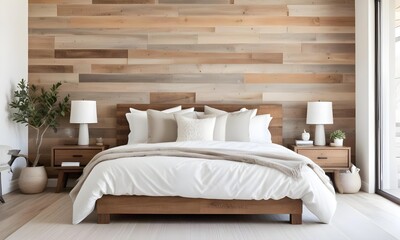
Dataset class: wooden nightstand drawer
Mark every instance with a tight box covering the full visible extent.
[52,145,107,167]
[53,149,101,166]
[297,149,349,168]
[292,146,351,171]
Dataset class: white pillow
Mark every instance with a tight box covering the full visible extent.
[199,114,228,141]
[147,108,195,143]
[203,106,257,142]
[175,115,216,142]
[126,106,182,144]
[225,110,255,142]
[249,114,273,143]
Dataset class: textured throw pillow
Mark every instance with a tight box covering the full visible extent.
[225,110,255,142]
[147,108,195,143]
[175,115,216,142]
[249,114,273,143]
[126,106,182,144]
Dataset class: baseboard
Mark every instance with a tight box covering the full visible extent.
[361,180,375,193]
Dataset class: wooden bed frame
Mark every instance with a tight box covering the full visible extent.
[96,104,303,224]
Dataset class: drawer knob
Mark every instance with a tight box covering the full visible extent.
[72,154,83,158]
[317,157,328,160]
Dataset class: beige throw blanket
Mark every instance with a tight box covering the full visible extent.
[70,146,323,201]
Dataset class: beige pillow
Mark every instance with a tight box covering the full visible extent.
[175,115,216,142]
[147,108,195,143]
[126,106,182,144]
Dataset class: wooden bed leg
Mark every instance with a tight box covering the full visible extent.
[290,214,302,224]
[98,214,110,224]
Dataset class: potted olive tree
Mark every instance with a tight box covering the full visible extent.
[329,129,346,147]
[9,79,70,193]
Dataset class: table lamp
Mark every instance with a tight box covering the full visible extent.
[306,101,333,146]
[70,100,97,145]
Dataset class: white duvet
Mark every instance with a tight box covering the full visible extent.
[71,141,336,224]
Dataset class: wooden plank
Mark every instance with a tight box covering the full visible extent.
[148,33,198,45]
[58,4,179,17]
[245,73,343,84]
[262,92,355,102]
[215,26,287,33]
[234,0,352,4]
[28,36,55,49]
[29,49,55,58]
[288,26,355,33]
[29,65,73,73]
[79,73,243,83]
[283,53,355,65]
[196,92,263,103]
[29,73,79,84]
[343,74,355,83]
[96,195,302,223]
[93,0,155,3]
[148,43,302,53]
[302,43,355,53]
[159,0,230,3]
[55,35,148,49]
[29,58,128,65]
[29,4,57,17]
[29,0,91,3]
[55,49,128,58]
[150,92,196,104]
[288,4,355,17]
[178,5,288,16]
[128,49,252,59]
[316,33,355,43]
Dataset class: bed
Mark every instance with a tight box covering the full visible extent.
[70,104,336,225]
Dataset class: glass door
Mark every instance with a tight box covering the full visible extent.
[376,0,400,203]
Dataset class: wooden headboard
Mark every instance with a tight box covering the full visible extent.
[116,104,283,146]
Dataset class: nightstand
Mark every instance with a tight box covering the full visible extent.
[291,145,351,172]
[52,145,107,192]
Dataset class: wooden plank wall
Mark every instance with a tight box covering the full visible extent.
[28,0,355,174]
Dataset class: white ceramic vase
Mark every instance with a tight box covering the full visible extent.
[19,166,47,194]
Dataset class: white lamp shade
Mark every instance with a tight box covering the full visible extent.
[306,101,333,125]
[70,100,98,124]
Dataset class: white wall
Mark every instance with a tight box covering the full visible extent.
[355,0,376,193]
[0,0,28,194]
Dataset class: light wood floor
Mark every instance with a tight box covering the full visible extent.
[0,189,399,240]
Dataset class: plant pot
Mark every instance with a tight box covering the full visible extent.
[19,166,47,194]
[334,138,344,146]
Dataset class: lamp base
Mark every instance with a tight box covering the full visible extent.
[314,124,326,146]
[78,123,89,145]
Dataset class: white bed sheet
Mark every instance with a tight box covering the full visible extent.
[71,141,336,224]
